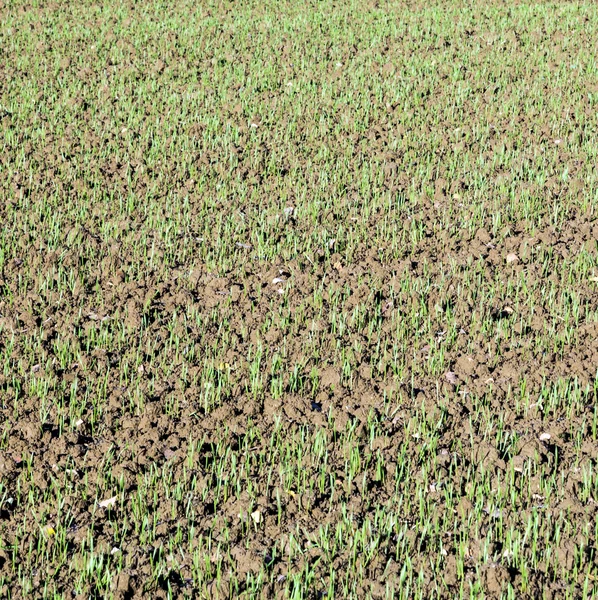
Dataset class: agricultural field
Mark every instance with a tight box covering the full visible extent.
[1,0,598,598]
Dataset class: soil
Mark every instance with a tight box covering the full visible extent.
[1,0,598,598]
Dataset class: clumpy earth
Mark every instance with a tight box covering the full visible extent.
[1,0,598,598]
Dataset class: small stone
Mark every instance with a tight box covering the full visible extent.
[445,371,459,385]
[251,510,262,524]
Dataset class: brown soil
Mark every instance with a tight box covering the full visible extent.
[1,1,598,598]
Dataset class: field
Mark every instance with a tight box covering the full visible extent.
[1,0,598,598]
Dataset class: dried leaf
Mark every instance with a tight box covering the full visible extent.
[506,253,519,263]
[99,496,117,508]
